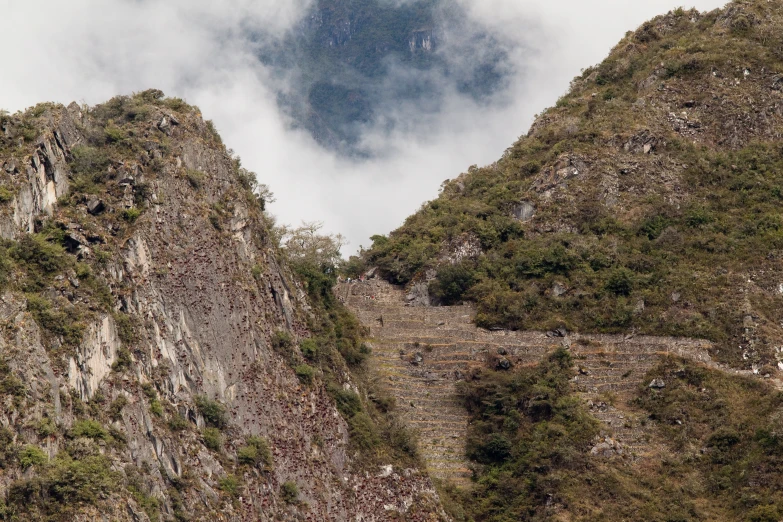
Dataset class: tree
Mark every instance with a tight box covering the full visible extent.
[277,221,346,269]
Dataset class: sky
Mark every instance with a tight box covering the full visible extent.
[0,0,728,254]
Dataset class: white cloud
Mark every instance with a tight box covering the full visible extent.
[0,0,727,253]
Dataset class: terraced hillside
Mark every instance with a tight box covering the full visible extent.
[337,279,763,486]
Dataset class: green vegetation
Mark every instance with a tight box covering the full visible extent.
[69,420,110,442]
[0,186,14,204]
[237,436,272,469]
[107,396,128,421]
[295,364,315,384]
[357,3,783,367]
[280,224,420,466]
[281,481,299,505]
[7,454,118,519]
[202,427,222,452]
[19,446,48,470]
[634,358,783,518]
[167,414,189,432]
[0,359,25,398]
[195,396,227,429]
[121,207,141,223]
[218,475,241,498]
[449,348,599,520]
[441,347,783,521]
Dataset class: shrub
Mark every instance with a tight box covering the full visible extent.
[348,412,380,451]
[338,339,371,366]
[430,263,477,305]
[281,481,299,504]
[209,213,221,230]
[195,396,227,429]
[218,475,240,498]
[168,414,189,432]
[202,427,222,451]
[122,208,141,223]
[11,235,68,274]
[300,339,319,360]
[0,372,25,397]
[9,454,117,509]
[237,436,272,469]
[0,186,14,204]
[104,125,127,143]
[19,446,47,469]
[112,348,132,373]
[185,169,205,190]
[108,396,128,421]
[37,418,57,438]
[295,364,315,384]
[331,388,362,418]
[70,420,110,441]
[271,331,293,352]
[149,399,163,417]
[605,267,634,296]
[25,295,85,347]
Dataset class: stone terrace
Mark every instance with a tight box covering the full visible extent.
[337,280,714,487]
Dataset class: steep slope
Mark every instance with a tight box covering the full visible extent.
[361,0,783,373]
[0,92,447,521]
[345,0,783,520]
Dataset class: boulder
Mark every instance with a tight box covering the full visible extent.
[649,378,666,389]
[87,198,105,215]
[512,201,536,221]
[496,357,512,370]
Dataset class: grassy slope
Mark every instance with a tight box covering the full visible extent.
[361,0,783,370]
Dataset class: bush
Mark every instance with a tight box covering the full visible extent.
[271,331,293,352]
[168,414,189,432]
[11,235,68,274]
[122,208,141,223]
[605,267,634,296]
[37,418,57,438]
[237,436,272,469]
[430,263,477,305]
[112,348,132,373]
[149,399,163,417]
[202,427,222,451]
[331,388,362,418]
[348,412,380,451]
[281,481,299,504]
[70,420,110,441]
[25,294,86,347]
[108,396,128,421]
[218,475,240,498]
[0,186,14,204]
[104,125,126,143]
[9,454,117,509]
[185,169,204,190]
[338,339,371,366]
[300,339,319,360]
[195,396,227,429]
[295,364,315,384]
[19,446,47,470]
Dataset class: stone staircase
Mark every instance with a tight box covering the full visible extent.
[337,280,714,487]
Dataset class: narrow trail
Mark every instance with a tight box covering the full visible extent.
[337,279,777,487]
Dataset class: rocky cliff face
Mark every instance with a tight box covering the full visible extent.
[0,93,447,521]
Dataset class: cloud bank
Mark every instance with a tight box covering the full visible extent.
[0,0,727,252]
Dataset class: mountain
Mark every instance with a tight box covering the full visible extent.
[260,0,510,155]
[0,92,447,521]
[350,0,783,519]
